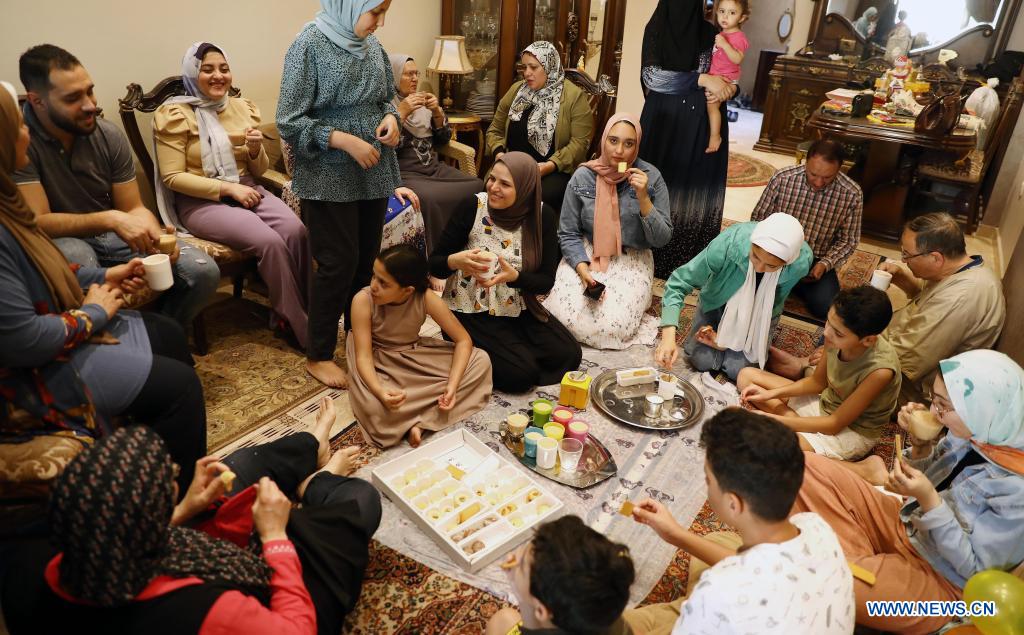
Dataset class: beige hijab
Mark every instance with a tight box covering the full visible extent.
[0,82,84,312]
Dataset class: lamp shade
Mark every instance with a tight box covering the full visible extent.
[427,36,475,75]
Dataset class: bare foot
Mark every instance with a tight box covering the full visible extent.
[705,135,722,154]
[429,276,446,293]
[324,445,360,477]
[296,446,361,499]
[408,425,423,448]
[312,396,336,468]
[306,360,348,389]
[834,454,888,486]
[767,346,809,380]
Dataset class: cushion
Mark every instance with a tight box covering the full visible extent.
[181,235,248,265]
[0,434,91,500]
[918,149,984,184]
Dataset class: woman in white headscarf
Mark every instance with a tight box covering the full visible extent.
[154,42,311,350]
[655,213,812,381]
[791,349,1024,634]
[387,54,481,269]
[485,41,594,210]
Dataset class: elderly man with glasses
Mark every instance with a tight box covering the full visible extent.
[770,213,1005,405]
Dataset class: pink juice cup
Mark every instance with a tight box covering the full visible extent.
[566,420,589,444]
[551,408,574,426]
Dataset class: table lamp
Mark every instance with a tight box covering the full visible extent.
[427,35,474,111]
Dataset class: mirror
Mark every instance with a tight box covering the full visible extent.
[585,0,608,78]
[826,0,1006,54]
[778,9,794,41]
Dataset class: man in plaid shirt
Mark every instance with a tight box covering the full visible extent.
[751,139,863,319]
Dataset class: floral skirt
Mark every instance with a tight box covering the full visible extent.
[542,241,659,350]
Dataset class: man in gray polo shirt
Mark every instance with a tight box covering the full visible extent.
[13,44,218,329]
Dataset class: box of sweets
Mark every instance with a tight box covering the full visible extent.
[371,429,564,572]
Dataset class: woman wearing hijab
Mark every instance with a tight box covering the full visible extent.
[277,0,401,389]
[543,113,672,350]
[854,6,880,39]
[485,41,594,211]
[388,54,482,260]
[655,213,812,381]
[155,42,311,350]
[791,349,1024,634]
[1,409,382,635]
[429,152,581,393]
[639,0,738,278]
[0,81,205,489]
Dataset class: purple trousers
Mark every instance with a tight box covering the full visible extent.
[175,179,311,349]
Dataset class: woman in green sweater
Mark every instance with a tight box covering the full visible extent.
[655,213,811,381]
[486,41,594,211]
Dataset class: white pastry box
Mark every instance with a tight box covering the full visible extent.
[371,429,564,572]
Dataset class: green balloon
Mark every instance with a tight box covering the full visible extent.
[964,570,1024,635]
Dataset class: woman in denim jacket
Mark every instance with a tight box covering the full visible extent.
[793,349,1024,634]
[543,114,671,350]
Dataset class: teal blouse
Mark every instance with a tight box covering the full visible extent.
[277,25,401,203]
[660,222,812,327]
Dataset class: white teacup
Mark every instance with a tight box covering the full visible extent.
[870,269,893,291]
[478,251,498,279]
[143,253,174,291]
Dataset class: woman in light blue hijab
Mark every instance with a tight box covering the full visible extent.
[277,0,402,389]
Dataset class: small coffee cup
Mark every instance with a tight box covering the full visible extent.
[478,251,498,279]
[870,269,893,291]
[143,253,174,291]
[158,233,177,255]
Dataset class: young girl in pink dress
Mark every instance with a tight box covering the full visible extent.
[706,0,750,153]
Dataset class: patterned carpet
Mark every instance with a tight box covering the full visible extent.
[726,152,777,187]
[195,258,895,633]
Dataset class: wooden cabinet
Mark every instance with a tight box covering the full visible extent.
[753,56,860,156]
[440,0,625,118]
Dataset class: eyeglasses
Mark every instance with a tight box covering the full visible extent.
[900,249,932,262]
[402,71,420,79]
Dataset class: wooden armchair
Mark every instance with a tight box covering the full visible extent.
[914,77,1024,232]
[119,77,262,354]
[564,68,617,160]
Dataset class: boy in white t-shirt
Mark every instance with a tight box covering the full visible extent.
[623,408,855,635]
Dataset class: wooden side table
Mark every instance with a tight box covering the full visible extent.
[448,112,484,174]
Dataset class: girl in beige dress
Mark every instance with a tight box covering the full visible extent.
[347,245,493,447]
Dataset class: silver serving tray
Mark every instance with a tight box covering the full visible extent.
[590,369,704,431]
[498,422,617,489]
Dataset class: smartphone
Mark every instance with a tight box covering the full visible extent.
[584,281,606,300]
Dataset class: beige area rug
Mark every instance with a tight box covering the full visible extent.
[197,292,338,451]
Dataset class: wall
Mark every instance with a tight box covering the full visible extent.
[737,0,797,97]
[981,6,1024,265]
[618,0,819,116]
[0,0,440,125]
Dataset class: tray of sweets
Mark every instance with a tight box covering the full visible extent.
[371,429,564,572]
[590,368,704,431]
[498,420,616,488]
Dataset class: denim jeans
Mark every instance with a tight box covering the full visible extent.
[54,232,220,326]
[684,304,778,381]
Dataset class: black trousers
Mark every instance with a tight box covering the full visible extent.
[792,266,841,320]
[123,312,206,489]
[224,433,382,635]
[302,198,387,361]
[541,171,571,213]
[453,311,582,393]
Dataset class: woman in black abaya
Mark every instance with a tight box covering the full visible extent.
[639,0,737,278]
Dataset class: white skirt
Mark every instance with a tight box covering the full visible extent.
[542,241,659,350]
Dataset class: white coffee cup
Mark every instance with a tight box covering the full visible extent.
[870,269,893,291]
[143,253,174,291]
[536,437,558,469]
[478,251,498,279]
